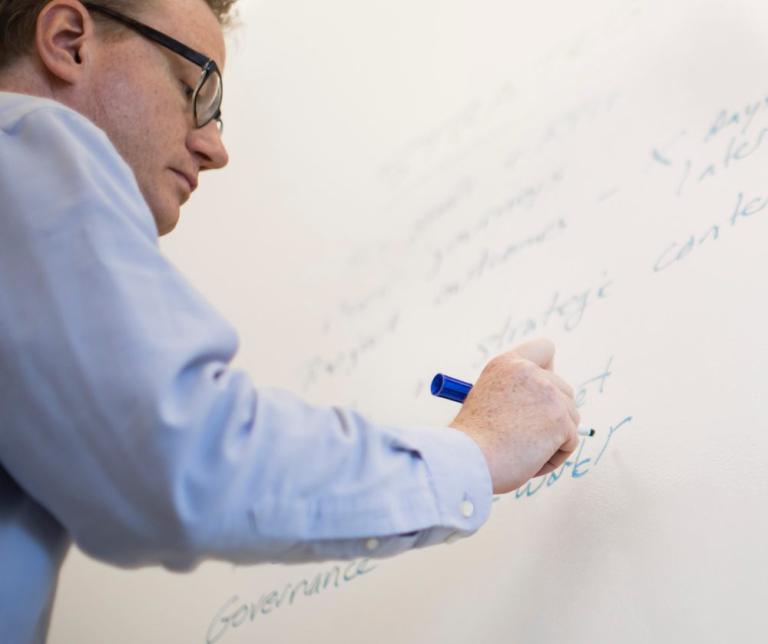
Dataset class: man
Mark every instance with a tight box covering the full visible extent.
[0,0,581,641]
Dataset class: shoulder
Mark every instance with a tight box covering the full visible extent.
[0,91,156,239]
[0,91,120,164]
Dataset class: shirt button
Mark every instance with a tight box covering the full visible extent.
[460,499,475,518]
[365,538,380,551]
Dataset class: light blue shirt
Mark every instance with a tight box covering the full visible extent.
[0,92,493,643]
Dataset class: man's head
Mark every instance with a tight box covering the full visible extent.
[0,0,236,235]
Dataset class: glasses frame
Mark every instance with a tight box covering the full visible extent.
[82,2,223,132]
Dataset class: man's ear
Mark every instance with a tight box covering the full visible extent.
[35,0,95,83]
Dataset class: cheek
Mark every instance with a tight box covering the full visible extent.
[97,65,187,144]
[102,87,186,176]
[90,64,191,216]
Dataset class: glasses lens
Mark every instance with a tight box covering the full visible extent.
[195,66,223,128]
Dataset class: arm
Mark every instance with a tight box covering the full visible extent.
[0,101,492,570]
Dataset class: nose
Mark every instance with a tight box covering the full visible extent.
[187,120,229,171]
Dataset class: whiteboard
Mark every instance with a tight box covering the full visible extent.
[49,0,768,642]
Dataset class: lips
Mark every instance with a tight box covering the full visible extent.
[171,168,198,193]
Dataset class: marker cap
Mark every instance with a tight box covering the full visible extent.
[430,373,473,403]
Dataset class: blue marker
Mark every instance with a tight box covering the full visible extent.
[430,374,473,403]
[431,373,596,437]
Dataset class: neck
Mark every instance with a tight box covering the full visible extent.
[0,58,57,100]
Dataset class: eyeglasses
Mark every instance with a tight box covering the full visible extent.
[82,2,224,133]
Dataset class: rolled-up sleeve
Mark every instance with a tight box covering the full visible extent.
[0,103,492,571]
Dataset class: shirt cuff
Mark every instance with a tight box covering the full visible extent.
[384,424,493,535]
[246,423,493,544]
[298,423,494,560]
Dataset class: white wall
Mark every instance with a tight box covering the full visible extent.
[50,0,768,641]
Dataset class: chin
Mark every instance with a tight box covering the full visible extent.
[149,200,181,236]
[157,214,180,236]
[141,186,181,236]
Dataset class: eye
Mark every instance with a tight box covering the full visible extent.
[179,80,194,100]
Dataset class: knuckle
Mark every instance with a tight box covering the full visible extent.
[547,401,570,428]
[554,407,570,429]
[491,354,536,380]
[543,401,559,424]
[514,359,539,381]
[486,353,511,374]
[539,378,560,403]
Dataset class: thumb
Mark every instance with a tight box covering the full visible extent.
[510,337,555,371]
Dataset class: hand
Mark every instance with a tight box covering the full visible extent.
[449,338,580,494]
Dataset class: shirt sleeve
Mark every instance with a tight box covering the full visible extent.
[0,103,493,571]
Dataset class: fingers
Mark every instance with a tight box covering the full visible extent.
[533,434,580,479]
[539,369,580,426]
[474,340,585,493]
[504,339,581,428]
[510,337,555,371]
[560,426,580,455]
[542,369,574,398]
[565,397,580,427]
[533,395,581,480]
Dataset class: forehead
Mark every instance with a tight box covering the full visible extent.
[138,0,226,68]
